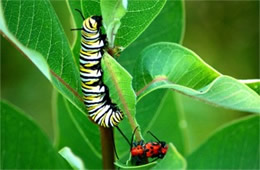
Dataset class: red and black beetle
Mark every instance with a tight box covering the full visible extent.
[130,127,168,165]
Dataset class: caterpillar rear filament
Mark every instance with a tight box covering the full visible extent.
[72,9,124,128]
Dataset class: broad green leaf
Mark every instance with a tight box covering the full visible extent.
[101,0,128,47]
[152,143,186,170]
[101,0,127,29]
[0,0,85,114]
[119,0,185,73]
[59,147,85,170]
[115,161,157,169]
[114,0,166,48]
[187,115,260,169]
[54,92,102,169]
[69,0,166,64]
[82,0,102,16]
[133,42,260,113]
[102,53,136,125]
[0,100,71,169]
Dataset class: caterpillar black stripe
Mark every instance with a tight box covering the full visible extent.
[73,10,124,128]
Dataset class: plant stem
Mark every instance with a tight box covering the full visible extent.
[100,127,115,169]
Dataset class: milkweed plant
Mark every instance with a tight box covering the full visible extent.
[1,0,259,169]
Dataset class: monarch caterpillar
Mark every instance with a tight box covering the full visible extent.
[72,9,124,128]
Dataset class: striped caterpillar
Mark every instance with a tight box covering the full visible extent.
[72,10,124,128]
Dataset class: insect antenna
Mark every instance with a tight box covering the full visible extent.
[75,8,85,20]
[111,130,120,160]
[70,28,83,31]
[115,126,131,146]
[70,9,85,31]
[130,126,139,150]
[147,131,161,143]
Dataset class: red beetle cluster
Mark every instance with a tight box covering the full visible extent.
[131,141,168,158]
[130,127,168,165]
[115,126,168,165]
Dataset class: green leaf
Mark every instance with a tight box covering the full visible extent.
[239,79,260,95]
[102,53,136,124]
[69,0,167,61]
[54,92,102,169]
[59,147,85,170]
[0,0,85,114]
[101,0,128,47]
[133,42,260,113]
[101,0,127,28]
[114,143,186,169]
[114,0,167,48]
[101,53,139,156]
[119,0,185,73]
[152,143,187,170]
[81,0,102,17]
[0,100,71,169]
[187,115,260,169]
[175,92,249,154]
[115,161,157,169]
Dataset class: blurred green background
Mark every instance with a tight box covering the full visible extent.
[1,0,259,154]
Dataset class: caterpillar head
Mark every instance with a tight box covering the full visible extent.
[85,16,102,31]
